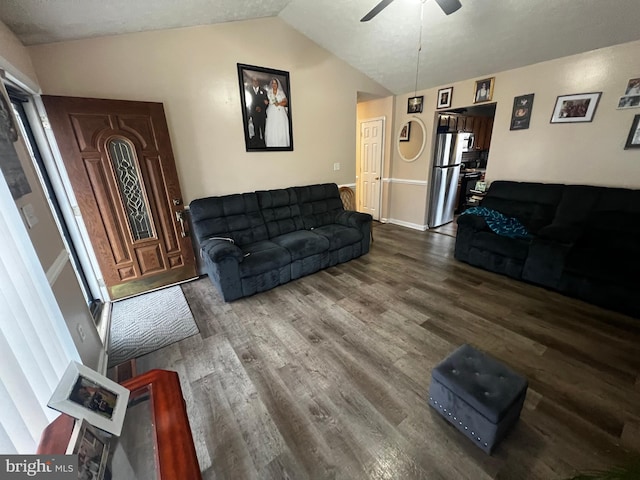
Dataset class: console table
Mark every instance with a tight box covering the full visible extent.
[37,369,202,480]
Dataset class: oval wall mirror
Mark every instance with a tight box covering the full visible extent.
[397,117,426,162]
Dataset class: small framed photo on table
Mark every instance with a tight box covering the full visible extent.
[48,361,130,436]
[437,87,453,109]
[550,92,602,123]
[67,419,110,480]
[625,114,640,149]
[407,96,423,114]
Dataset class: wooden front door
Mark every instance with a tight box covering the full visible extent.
[43,96,196,300]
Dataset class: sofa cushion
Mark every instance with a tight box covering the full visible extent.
[270,230,330,261]
[190,193,268,246]
[313,224,363,250]
[552,185,602,225]
[471,231,529,260]
[481,181,563,233]
[565,229,640,283]
[256,188,305,238]
[238,240,291,278]
[587,211,640,235]
[295,183,345,229]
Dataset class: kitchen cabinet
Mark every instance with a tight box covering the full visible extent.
[449,115,493,151]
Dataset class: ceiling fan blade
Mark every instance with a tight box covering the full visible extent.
[360,0,395,22]
[434,0,462,15]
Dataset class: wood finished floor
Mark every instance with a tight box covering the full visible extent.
[136,223,640,480]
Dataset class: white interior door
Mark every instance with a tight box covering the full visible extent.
[359,118,384,220]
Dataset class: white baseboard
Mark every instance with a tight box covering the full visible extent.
[386,218,428,231]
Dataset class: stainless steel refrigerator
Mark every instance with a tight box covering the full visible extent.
[427,132,473,228]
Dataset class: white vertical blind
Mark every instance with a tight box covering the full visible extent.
[0,163,80,453]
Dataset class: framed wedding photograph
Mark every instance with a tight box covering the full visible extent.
[625,114,640,149]
[473,77,495,103]
[399,122,411,142]
[437,87,453,109]
[237,63,293,152]
[510,93,535,130]
[66,419,110,480]
[407,96,423,114]
[48,361,130,436]
[550,92,602,123]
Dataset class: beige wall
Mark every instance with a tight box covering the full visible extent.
[28,17,391,202]
[0,20,39,90]
[389,39,640,228]
[0,21,101,369]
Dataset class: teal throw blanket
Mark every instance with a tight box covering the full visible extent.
[461,206,531,239]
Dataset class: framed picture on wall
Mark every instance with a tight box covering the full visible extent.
[510,94,534,130]
[437,87,453,109]
[399,122,411,141]
[237,63,293,152]
[625,114,640,149]
[550,92,602,123]
[616,77,640,109]
[473,78,495,103]
[407,96,423,114]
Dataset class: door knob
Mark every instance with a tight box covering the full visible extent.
[375,176,380,180]
[172,198,182,206]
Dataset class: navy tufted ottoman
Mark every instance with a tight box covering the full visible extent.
[429,344,528,454]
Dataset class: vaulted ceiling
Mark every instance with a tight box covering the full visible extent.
[2,0,640,95]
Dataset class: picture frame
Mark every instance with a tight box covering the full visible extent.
[510,93,535,130]
[625,114,640,149]
[399,122,411,142]
[624,77,640,96]
[617,95,640,109]
[48,361,130,436]
[437,87,453,109]
[66,419,110,480]
[550,92,602,123]
[473,77,495,104]
[237,63,293,152]
[407,96,424,114]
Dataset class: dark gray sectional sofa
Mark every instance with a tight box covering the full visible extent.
[189,183,372,301]
[455,180,640,318]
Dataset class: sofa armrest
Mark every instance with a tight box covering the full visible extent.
[456,214,488,231]
[201,238,244,263]
[335,210,372,229]
[536,224,582,244]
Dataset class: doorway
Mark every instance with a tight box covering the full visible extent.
[358,117,384,220]
[42,96,197,300]
[437,103,496,215]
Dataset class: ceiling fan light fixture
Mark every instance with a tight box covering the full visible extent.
[360,0,395,22]
[434,0,462,15]
[361,0,462,22]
